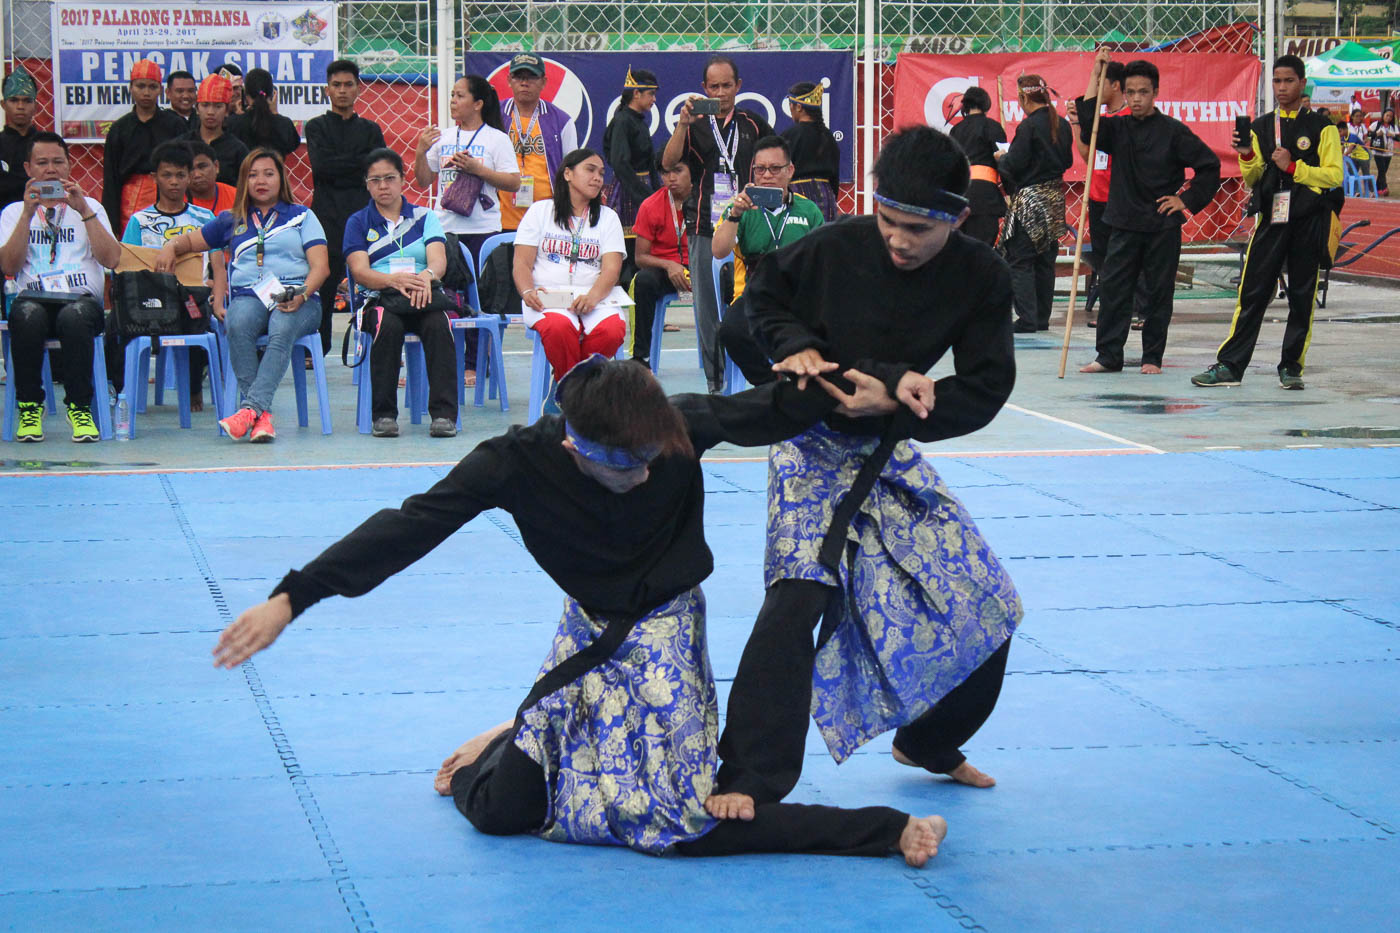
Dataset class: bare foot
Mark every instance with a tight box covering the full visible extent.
[190,391,204,413]
[433,719,514,796]
[1079,361,1117,374]
[946,761,996,788]
[891,744,918,768]
[463,369,477,388]
[898,815,948,868]
[704,792,755,821]
[1139,363,1162,375]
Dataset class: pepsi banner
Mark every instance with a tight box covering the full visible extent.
[464,51,855,183]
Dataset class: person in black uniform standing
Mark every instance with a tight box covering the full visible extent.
[603,67,660,237]
[101,59,191,233]
[305,59,386,356]
[1191,55,1342,391]
[997,75,1072,333]
[948,86,1006,246]
[781,82,841,222]
[1076,53,1221,374]
[227,68,301,160]
[0,67,40,211]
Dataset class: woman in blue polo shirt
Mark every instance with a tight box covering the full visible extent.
[344,148,454,438]
[157,148,329,442]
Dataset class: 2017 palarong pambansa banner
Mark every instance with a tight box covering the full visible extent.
[464,51,856,183]
[894,52,1261,181]
[52,1,337,142]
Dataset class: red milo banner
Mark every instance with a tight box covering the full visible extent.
[893,52,1262,182]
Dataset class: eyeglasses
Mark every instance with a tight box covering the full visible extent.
[366,175,401,187]
[752,163,791,177]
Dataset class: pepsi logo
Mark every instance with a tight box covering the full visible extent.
[487,58,594,144]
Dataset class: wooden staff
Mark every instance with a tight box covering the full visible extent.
[1057,56,1109,379]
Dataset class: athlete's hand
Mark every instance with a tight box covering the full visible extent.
[895,371,936,419]
[1271,146,1291,171]
[773,348,839,390]
[213,594,293,668]
[1156,195,1187,215]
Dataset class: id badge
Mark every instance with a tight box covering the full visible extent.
[516,175,535,208]
[388,257,415,276]
[1271,191,1291,224]
[711,174,737,227]
[252,273,286,309]
[39,269,71,292]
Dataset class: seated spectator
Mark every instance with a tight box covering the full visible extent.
[1,66,40,211]
[166,70,198,128]
[186,140,237,215]
[156,149,328,442]
[0,132,120,442]
[344,148,456,439]
[227,69,301,159]
[187,74,249,187]
[712,135,824,383]
[101,59,191,233]
[113,141,226,410]
[630,160,695,369]
[512,148,626,396]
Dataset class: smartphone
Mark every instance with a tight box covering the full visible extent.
[1234,115,1251,147]
[690,97,722,116]
[35,180,64,199]
[747,185,784,210]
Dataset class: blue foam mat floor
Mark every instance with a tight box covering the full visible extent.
[1,448,1397,931]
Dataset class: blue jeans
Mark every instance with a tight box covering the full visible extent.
[225,294,322,413]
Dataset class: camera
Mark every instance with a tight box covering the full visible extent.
[35,180,65,199]
[690,97,722,116]
[273,286,302,304]
[747,185,785,210]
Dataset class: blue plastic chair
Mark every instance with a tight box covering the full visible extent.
[453,239,507,411]
[710,255,747,395]
[1344,157,1379,198]
[122,332,227,435]
[1,323,114,441]
[347,275,436,435]
[212,316,332,434]
[642,292,680,375]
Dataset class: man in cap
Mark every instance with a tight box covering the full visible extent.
[101,59,190,232]
[305,59,386,355]
[498,53,578,234]
[0,65,40,210]
[184,74,248,188]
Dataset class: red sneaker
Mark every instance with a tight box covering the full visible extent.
[219,406,258,439]
[250,410,276,443]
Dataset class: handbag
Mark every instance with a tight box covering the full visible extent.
[110,270,211,339]
[438,125,490,217]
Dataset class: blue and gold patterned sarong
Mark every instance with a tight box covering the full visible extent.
[514,587,719,854]
[766,423,1023,763]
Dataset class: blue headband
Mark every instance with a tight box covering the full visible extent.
[873,190,968,224]
[556,354,660,471]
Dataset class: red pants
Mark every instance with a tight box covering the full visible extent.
[532,312,626,382]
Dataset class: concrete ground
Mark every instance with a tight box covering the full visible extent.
[1,274,1396,475]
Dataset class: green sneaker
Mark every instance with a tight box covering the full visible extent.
[66,402,99,442]
[1278,370,1305,390]
[15,401,44,442]
[1190,362,1241,387]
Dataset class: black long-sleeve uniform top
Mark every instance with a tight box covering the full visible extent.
[271,381,837,621]
[185,127,250,188]
[678,108,773,237]
[744,216,1015,444]
[0,124,36,210]
[949,113,1008,217]
[996,106,1072,196]
[305,111,387,254]
[1074,98,1222,233]
[781,122,840,189]
[101,108,193,229]
[227,111,302,160]
[603,106,658,203]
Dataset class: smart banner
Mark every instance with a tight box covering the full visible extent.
[52,1,337,142]
[893,52,1261,180]
[463,51,855,182]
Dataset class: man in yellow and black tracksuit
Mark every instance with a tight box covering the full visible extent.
[1192,55,1342,390]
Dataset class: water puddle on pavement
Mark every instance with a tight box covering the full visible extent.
[1089,394,1326,415]
[0,459,160,472]
[1279,426,1400,439]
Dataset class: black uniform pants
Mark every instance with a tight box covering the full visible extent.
[1084,199,1151,321]
[451,724,909,858]
[715,579,1012,805]
[1004,226,1057,329]
[7,297,104,408]
[1093,225,1181,370]
[318,249,346,356]
[963,212,1001,247]
[363,304,458,422]
[719,294,778,387]
[1216,212,1326,380]
[630,265,671,367]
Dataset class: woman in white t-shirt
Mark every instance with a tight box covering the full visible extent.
[513,148,627,387]
[412,74,520,264]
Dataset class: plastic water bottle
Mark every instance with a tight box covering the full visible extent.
[115,393,131,441]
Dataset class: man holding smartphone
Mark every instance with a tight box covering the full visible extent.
[1191,55,1341,391]
[661,55,772,393]
[711,136,824,383]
